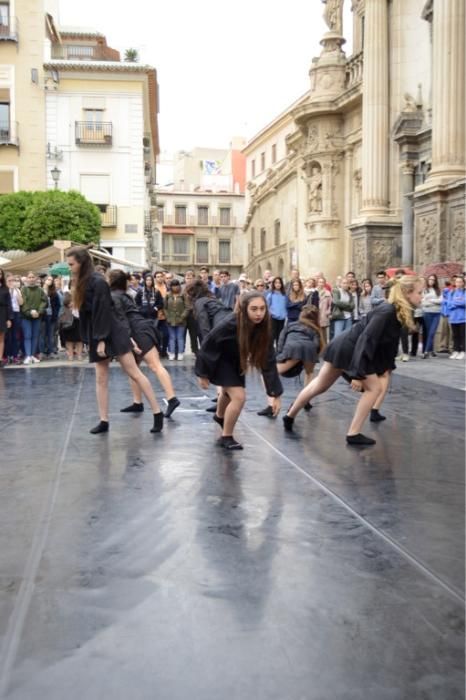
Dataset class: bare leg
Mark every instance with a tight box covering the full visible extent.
[276,359,300,375]
[118,352,160,414]
[95,359,110,421]
[287,362,341,418]
[75,342,83,359]
[129,377,142,403]
[373,371,390,410]
[65,341,74,360]
[221,386,246,437]
[0,332,4,361]
[216,388,231,419]
[347,374,381,436]
[144,347,176,399]
[303,362,315,386]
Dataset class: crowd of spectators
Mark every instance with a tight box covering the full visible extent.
[0,264,464,367]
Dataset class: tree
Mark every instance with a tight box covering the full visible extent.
[0,190,101,252]
[124,48,139,62]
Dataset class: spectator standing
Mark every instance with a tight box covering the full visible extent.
[439,278,454,353]
[58,291,83,361]
[40,275,61,358]
[371,270,388,307]
[317,277,332,342]
[0,268,13,365]
[21,271,47,364]
[154,271,169,357]
[359,279,373,319]
[165,279,188,360]
[331,278,354,337]
[5,275,22,363]
[349,279,361,322]
[421,274,442,358]
[285,269,301,295]
[266,276,287,347]
[182,269,200,356]
[136,273,163,320]
[304,278,319,308]
[286,279,308,323]
[447,275,466,359]
[218,270,240,310]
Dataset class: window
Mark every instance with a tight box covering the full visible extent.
[251,227,255,253]
[0,102,9,139]
[157,204,164,223]
[218,239,231,264]
[0,4,9,27]
[251,159,256,178]
[173,236,190,261]
[196,240,209,263]
[260,228,266,253]
[175,205,187,225]
[198,206,209,225]
[261,152,265,171]
[274,219,280,247]
[219,207,231,226]
[162,235,169,258]
[272,144,277,164]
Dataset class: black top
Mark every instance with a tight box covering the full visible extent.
[0,286,13,333]
[323,302,401,379]
[276,321,320,364]
[135,287,163,319]
[195,313,283,396]
[193,297,231,340]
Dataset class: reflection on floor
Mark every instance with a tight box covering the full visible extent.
[0,363,464,700]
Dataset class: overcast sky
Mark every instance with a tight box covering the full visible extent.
[58,0,353,152]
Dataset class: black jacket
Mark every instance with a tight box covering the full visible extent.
[79,273,113,343]
[195,313,283,396]
[193,297,231,340]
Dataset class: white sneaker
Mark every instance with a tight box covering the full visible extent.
[401,354,409,362]
[23,356,32,365]
[177,354,184,361]
[450,352,459,359]
[31,356,41,363]
[167,353,175,360]
[456,351,465,360]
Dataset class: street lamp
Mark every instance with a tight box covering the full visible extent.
[51,166,61,190]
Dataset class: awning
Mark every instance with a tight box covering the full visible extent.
[162,226,195,235]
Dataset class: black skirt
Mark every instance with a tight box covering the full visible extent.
[276,323,319,364]
[60,317,81,344]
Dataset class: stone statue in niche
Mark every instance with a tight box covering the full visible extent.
[450,210,465,262]
[403,93,417,112]
[418,215,437,265]
[307,164,323,214]
[321,0,343,34]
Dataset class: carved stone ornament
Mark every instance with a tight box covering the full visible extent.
[307,163,323,214]
[372,240,392,270]
[352,238,366,279]
[418,214,437,266]
[450,209,465,262]
[353,168,362,190]
[402,93,417,113]
[307,125,319,152]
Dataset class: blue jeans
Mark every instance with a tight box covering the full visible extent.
[423,313,441,353]
[21,318,41,357]
[40,316,57,355]
[168,325,185,355]
[333,318,353,337]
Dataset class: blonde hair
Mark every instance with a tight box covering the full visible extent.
[388,275,421,330]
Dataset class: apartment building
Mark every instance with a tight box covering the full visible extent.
[0,0,48,193]
[45,21,159,266]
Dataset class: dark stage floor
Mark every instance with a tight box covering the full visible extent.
[0,361,464,700]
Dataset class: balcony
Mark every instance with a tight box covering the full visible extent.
[0,17,19,42]
[100,205,117,227]
[75,121,113,146]
[0,122,19,147]
[51,45,119,61]
[345,51,363,90]
[144,212,153,233]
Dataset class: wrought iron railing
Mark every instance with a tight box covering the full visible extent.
[0,122,19,146]
[0,17,19,41]
[75,121,113,145]
[51,45,119,61]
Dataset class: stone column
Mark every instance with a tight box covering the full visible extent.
[400,163,415,265]
[344,146,354,269]
[429,0,466,180]
[360,0,389,215]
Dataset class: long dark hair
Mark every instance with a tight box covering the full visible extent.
[426,273,440,295]
[298,305,326,353]
[289,278,305,302]
[236,292,271,374]
[271,276,285,295]
[0,268,5,288]
[66,246,94,309]
[361,278,373,296]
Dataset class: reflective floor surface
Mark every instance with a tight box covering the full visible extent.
[0,362,464,699]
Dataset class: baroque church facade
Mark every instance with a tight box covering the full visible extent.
[243,0,465,282]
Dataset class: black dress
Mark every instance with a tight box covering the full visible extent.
[193,297,231,341]
[79,273,132,362]
[111,290,161,356]
[0,286,13,333]
[323,302,401,379]
[195,313,283,396]
[276,322,320,364]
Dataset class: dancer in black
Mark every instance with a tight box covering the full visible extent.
[257,305,325,416]
[185,279,231,341]
[283,276,423,445]
[195,292,282,450]
[66,247,164,434]
[108,270,180,418]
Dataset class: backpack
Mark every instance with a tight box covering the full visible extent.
[59,307,74,330]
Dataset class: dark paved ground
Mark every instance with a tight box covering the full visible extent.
[0,358,464,700]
